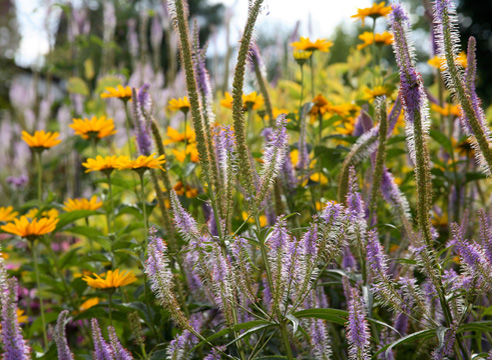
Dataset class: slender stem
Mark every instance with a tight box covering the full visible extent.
[90,136,97,158]
[106,173,115,234]
[279,320,294,360]
[124,101,134,158]
[139,172,148,245]
[37,151,43,202]
[108,292,113,328]
[309,55,315,99]
[183,112,188,190]
[31,240,48,348]
[299,64,304,114]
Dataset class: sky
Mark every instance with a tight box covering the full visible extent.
[14,0,373,67]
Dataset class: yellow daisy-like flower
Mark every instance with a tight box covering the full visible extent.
[100,85,132,101]
[173,181,198,198]
[1,216,59,239]
[241,212,267,227]
[21,130,61,150]
[70,116,117,140]
[79,297,100,312]
[291,37,333,52]
[310,172,328,185]
[82,269,137,289]
[364,85,393,101]
[82,155,130,174]
[431,103,461,117]
[357,31,393,50]
[25,208,59,220]
[352,2,392,26]
[163,126,196,145]
[168,97,191,114]
[308,94,331,119]
[172,144,199,163]
[117,153,166,171]
[17,309,28,324]
[63,196,103,212]
[220,92,264,110]
[0,206,18,223]
[293,50,313,66]
[428,52,467,71]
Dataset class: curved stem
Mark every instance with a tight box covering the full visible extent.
[31,240,48,348]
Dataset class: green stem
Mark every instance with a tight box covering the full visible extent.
[299,64,305,113]
[139,172,148,246]
[31,240,48,348]
[183,112,188,190]
[124,101,134,158]
[106,173,115,234]
[37,152,43,202]
[108,292,113,328]
[309,55,315,99]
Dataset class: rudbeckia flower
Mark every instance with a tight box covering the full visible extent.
[25,208,59,220]
[100,85,132,101]
[172,145,199,163]
[351,2,392,26]
[70,116,117,140]
[117,153,166,172]
[1,216,59,239]
[79,297,100,312]
[0,206,18,223]
[431,103,461,117]
[293,50,313,66]
[220,92,264,110]
[163,126,196,145]
[82,269,137,289]
[241,212,267,227]
[291,37,333,52]
[63,196,103,212]
[364,85,393,101]
[428,52,467,71]
[173,181,198,198]
[308,94,331,119]
[22,130,61,151]
[168,97,191,114]
[82,155,129,174]
[357,31,393,50]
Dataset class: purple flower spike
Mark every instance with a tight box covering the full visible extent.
[170,190,200,242]
[346,285,370,359]
[366,230,388,277]
[91,319,112,360]
[108,326,134,359]
[54,310,75,360]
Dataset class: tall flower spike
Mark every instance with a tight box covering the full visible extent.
[257,115,289,206]
[389,4,433,245]
[91,318,112,360]
[108,326,134,360]
[346,285,370,360]
[145,228,190,329]
[432,0,492,174]
[132,87,153,156]
[0,278,30,360]
[54,310,75,360]
[170,190,200,242]
[381,167,411,220]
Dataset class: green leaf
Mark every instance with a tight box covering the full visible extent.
[372,329,435,358]
[28,312,59,337]
[430,130,453,154]
[67,77,89,96]
[55,210,100,231]
[292,308,347,325]
[63,226,104,239]
[285,314,300,335]
[95,75,123,94]
[458,321,492,333]
[224,323,277,348]
[465,172,487,183]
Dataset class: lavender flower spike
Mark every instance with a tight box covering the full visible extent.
[54,310,75,360]
[132,87,153,156]
[0,278,30,360]
[346,285,370,359]
[108,326,134,360]
[91,319,112,360]
[170,190,200,242]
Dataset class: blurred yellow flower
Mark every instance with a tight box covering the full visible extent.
[220,91,264,110]
[63,196,103,212]
[0,206,18,223]
[25,208,59,220]
[163,126,196,145]
[364,85,393,101]
[70,116,117,140]
[173,181,198,198]
[172,144,199,163]
[22,130,61,150]
[241,212,267,227]
[291,37,333,52]
[431,103,461,117]
[293,50,313,65]
[428,52,467,71]
[168,97,191,114]
[357,31,393,50]
[310,172,328,185]
[117,153,166,171]
[352,2,392,26]
[82,155,129,174]
[100,85,132,101]
[17,309,28,324]
[1,216,59,239]
[83,269,137,289]
[79,297,100,312]
[308,94,331,119]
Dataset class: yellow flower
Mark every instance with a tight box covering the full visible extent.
[357,31,393,50]
[63,196,103,212]
[168,97,191,114]
[172,144,199,163]
[82,269,137,289]
[117,153,166,171]
[70,116,117,140]
[163,126,196,145]
[431,103,461,117]
[25,208,59,220]
[293,50,313,65]
[291,37,333,52]
[173,181,198,198]
[364,85,393,101]
[310,172,328,185]
[352,2,392,26]
[241,212,267,227]
[82,155,129,174]
[21,130,61,150]
[428,52,467,71]
[0,206,18,223]
[1,216,59,239]
[220,92,264,110]
[17,309,28,324]
[308,94,331,119]
[431,211,448,227]
[79,297,100,312]
[335,118,356,137]
[100,85,132,101]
